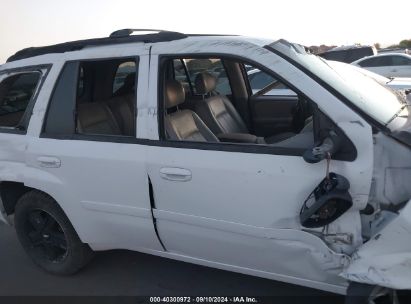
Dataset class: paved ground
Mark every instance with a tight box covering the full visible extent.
[0,222,343,303]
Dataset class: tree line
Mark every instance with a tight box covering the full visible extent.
[375,39,411,50]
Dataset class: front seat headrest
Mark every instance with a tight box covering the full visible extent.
[165,80,185,109]
[114,73,136,97]
[195,72,217,95]
[123,73,136,89]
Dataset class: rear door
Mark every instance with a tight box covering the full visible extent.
[0,66,49,224]
[246,67,299,136]
[25,47,164,252]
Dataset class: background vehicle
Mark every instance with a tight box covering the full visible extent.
[318,45,377,63]
[352,53,411,77]
[1,30,411,304]
[249,63,411,94]
[329,60,411,92]
[378,47,410,55]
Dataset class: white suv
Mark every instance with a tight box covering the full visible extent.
[1,30,411,303]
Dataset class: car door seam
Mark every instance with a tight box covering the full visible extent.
[148,175,167,251]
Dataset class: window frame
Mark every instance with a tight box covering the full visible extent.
[41,57,139,140]
[157,53,343,158]
[0,64,51,135]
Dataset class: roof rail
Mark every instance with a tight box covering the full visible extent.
[7,29,187,63]
[110,28,177,38]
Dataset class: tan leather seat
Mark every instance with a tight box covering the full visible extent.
[77,102,121,135]
[107,94,135,136]
[194,72,295,144]
[164,80,218,142]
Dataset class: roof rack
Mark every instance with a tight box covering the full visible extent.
[7,29,187,63]
[109,29,173,38]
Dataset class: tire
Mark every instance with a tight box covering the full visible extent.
[14,190,93,275]
[345,282,401,304]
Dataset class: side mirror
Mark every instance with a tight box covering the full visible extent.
[303,130,340,164]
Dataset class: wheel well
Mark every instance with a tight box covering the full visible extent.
[0,182,33,215]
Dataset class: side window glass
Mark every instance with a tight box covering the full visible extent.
[185,59,232,95]
[378,56,393,66]
[112,61,136,96]
[245,65,296,97]
[359,57,392,67]
[0,72,41,129]
[359,58,377,67]
[391,56,411,66]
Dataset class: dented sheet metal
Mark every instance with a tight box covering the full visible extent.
[342,199,411,289]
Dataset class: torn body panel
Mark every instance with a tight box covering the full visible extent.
[359,132,411,241]
[340,131,411,289]
[342,199,411,289]
[371,133,411,207]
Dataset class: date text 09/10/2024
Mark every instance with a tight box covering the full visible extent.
[149,297,258,303]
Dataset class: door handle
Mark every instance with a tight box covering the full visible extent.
[37,156,61,168]
[159,167,192,182]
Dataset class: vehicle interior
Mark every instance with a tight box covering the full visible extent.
[55,55,354,160]
[161,57,315,149]
[0,72,41,129]
[74,58,137,137]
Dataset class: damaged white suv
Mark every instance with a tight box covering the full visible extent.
[1,29,411,303]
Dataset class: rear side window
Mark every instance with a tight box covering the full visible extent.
[181,58,232,95]
[0,72,41,129]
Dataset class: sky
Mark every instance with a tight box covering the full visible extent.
[1,0,410,63]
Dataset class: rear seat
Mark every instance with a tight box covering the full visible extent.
[77,102,121,135]
[106,94,135,136]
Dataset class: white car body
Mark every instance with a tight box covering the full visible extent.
[388,77,411,91]
[352,53,411,78]
[1,33,411,296]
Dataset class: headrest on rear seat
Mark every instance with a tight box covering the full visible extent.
[195,72,217,95]
[165,80,185,109]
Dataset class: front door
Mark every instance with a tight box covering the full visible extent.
[146,44,374,292]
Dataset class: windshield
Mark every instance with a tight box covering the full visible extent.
[268,40,406,126]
